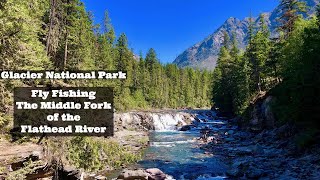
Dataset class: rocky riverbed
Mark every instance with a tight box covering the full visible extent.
[203,113,319,180]
[118,110,320,180]
[1,109,320,179]
[201,121,320,179]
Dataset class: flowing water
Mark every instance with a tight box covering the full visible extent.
[137,111,229,179]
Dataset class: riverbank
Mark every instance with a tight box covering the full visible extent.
[0,109,197,179]
[2,109,319,179]
[200,119,320,179]
[0,129,148,179]
[0,110,153,179]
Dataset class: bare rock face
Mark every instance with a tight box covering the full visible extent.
[261,96,275,129]
[0,141,44,172]
[246,93,276,132]
[117,168,169,180]
[173,17,247,70]
[173,0,318,70]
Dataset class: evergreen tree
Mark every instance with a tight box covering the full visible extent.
[317,3,320,28]
[145,48,158,72]
[213,31,250,115]
[278,0,306,38]
[0,0,51,70]
[103,11,116,44]
[273,17,320,128]
[247,13,255,44]
[115,33,129,70]
[46,0,62,61]
[212,33,234,115]
[0,0,215,114]
[95,11,115,70]
[250,14,271,92]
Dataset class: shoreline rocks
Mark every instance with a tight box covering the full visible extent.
[117,168,171,180]
[200,118,320,179]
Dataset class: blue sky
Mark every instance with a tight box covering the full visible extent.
[82,0,279,63]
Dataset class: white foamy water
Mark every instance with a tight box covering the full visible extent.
[201,120,226,125]
[196,175,226,180]
[139,110,229,180]
[150,140,196,147]
[152,113,186,131]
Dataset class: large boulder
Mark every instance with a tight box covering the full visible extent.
[117,169,148,180]
[242,93,277,132]
[261,96,275,129]
[146,168,167,180]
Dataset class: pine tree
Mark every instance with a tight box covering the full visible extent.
[244,14,272,93]
[253,14,271,91]
[273,17,320,127]
[95,11,115,70]
[145,48,158,72]
[46,0,61,60]
[278,0,306,38]
[0,0,51,70]
[247,13,255,45]
[115,33,129,70]
[317,4,320,28]
[103,11,115,44]
[266,38,281,84]
[212,32,234,115]
[230,32,239,57]
[213,30,251,115]
[0,0,216,113]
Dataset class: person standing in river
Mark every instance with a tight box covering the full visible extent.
[200,125,211,142]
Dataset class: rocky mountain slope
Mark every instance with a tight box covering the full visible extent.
[173,0,319,70]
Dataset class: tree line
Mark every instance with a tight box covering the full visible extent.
[212,0,320,130]
[0,0,213,125]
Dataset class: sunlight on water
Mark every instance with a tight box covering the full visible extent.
[138,130,227,179]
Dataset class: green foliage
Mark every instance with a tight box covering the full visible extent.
[0,1,214,174]
[212,5,320,148]
[67,137,141,171]
[213,8,320,136]
[272,18,320,127]
[212,32,250,115]
[6,160,44,180]
[0,0,213,118]
[0,0,51,70]
[244,14,272,93]
[317,4,320,28]
[278,0,307,38]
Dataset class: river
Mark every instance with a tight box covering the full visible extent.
[137,110,230,179]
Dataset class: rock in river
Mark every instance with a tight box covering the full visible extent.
[117,169,148,180]
[179,125,193,131]
[146,168,167,180]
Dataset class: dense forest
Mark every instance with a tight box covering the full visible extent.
[1,0,320,177]
[1,0,319,132]
[0,0,213,174]
[0,0,213,126]
[212,0,320,142]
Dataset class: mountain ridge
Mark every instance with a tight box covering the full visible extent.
[173,0,319,70]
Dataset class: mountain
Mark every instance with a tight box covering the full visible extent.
[173,0,319,70]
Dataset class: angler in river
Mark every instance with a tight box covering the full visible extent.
[200,125,211,142]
